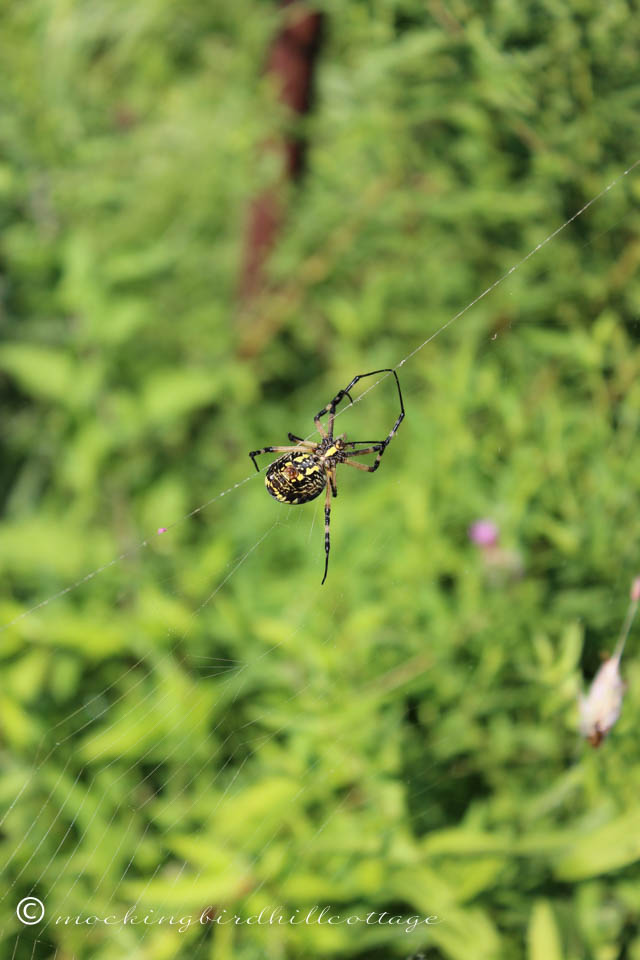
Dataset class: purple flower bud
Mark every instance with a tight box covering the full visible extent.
[631,576,640,602]
[468,519,499,548]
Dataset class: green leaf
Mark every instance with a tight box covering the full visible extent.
[527,900,564,960]
[554,810,640,880]
[0,344,73,403]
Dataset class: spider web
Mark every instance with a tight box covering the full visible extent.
[2,159,640,960]
[3,154,638,637]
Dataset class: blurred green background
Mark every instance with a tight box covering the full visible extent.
[2,1,640,958]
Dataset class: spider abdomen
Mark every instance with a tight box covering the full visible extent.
[265,452,326,504]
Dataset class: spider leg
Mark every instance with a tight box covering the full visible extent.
[249,445,310,471]
[314,388,355,439]
[340,370,405,470]
[321,478,332,584]
[285,434,317,451]
[341,442,393,472]
[329,465,337,497]
[342,368,405,440]
[342,458,379,473]
[343,440,385,447]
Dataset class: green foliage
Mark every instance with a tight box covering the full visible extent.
[2,1,640,958]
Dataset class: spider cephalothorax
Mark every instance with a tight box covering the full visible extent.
[249,369,404,584]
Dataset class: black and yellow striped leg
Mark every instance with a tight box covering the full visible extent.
[342,458,378,473]
[321,480,332,585]
[314,389,354,439]
[249,445,308,471]
[315,368,404,441]
[340,370,405,470]
[328,465,337,497]
[342,443,386,472]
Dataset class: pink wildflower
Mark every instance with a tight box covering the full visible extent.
[469,519,523,584]
[468,519,499,548]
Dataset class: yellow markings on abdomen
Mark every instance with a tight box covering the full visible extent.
[265,451,326,505]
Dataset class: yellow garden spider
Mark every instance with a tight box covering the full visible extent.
[249,369,405,584]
